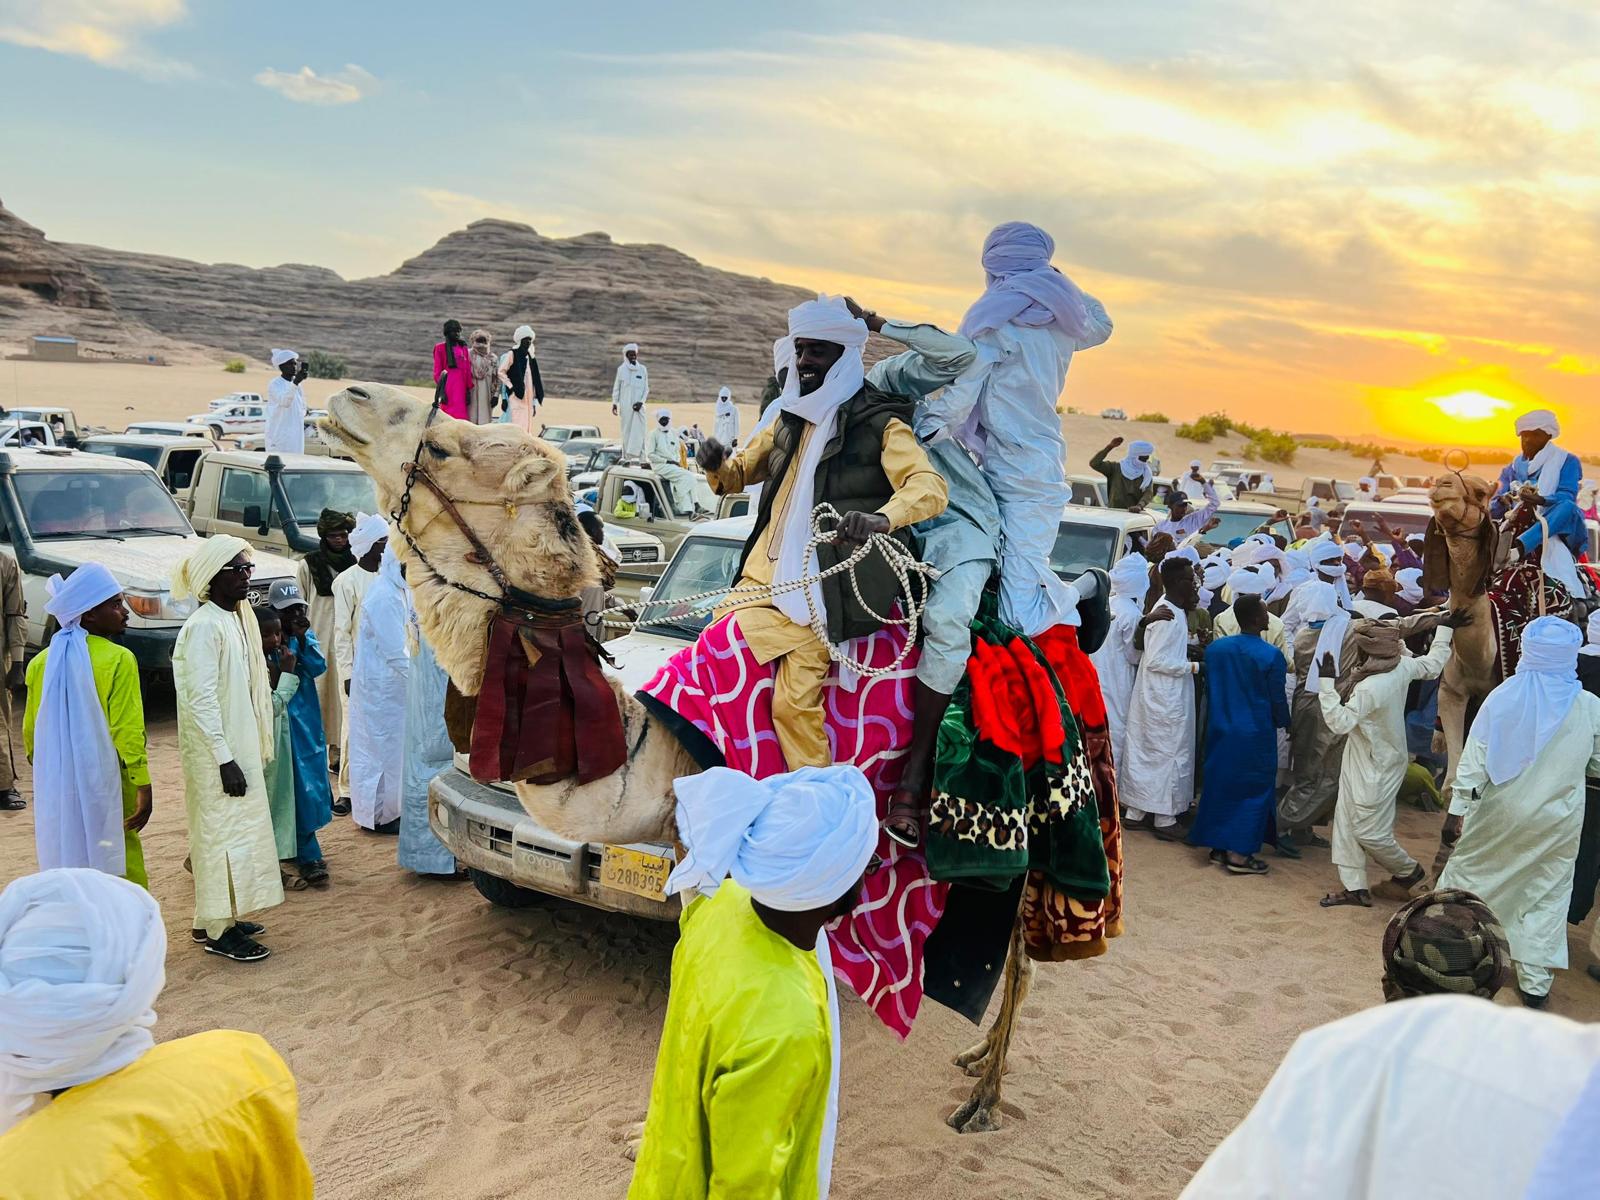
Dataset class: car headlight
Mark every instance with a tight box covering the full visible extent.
[125,589,196,620]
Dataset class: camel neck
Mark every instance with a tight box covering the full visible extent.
[1441,531,1491,606]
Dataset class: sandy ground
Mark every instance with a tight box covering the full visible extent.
[4,691,1600,1200]
[0,358,1456,488]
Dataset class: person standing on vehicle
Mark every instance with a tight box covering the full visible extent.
[264,350,307,456]
[613,343,649,459]
[21,564,152,886]
[170,538,282,963]
[331,515,387,815]
[497,325,545,433]
[0,551,26,811]
[1090,436,1156,510]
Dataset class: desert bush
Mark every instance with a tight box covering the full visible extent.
[1133,411,1170,423]
[223,358,246,374]
[302,350,348,380]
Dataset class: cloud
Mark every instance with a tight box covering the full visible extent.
[254,63,376,106]
[0,0,190,76]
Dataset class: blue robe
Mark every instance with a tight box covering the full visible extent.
[1189,633,1290,856]
[280,631,333,864]
[398,633,457,875]
[1493,452,1587,555]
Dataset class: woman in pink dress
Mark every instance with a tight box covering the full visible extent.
[431,319,471,420]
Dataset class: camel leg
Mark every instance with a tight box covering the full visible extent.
[947,918,1033,1134]
[1432,673,1472,878]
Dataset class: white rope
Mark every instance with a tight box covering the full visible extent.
[596,503,941,681]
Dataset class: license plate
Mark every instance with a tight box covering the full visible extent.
[600,845,671,902]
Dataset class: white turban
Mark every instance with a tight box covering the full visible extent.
[513,325,535,345]
[1121,440,1155,485]
[655,407,671,423]
[1585,610,1600,658]
[35,566,126,878]
[0,869,166,1133]
[171,535,274,763]
[1202,561,1230,591]
[269,349,298,368]
[1470,617,1581,786]
[1359,476,1377,490]
[717,386,731,401]
[349,512,389,559]
[1395,567,1423,606]
[958,221,1098,342]
[1302,580,1351,692]
[749,296,871,629]
[1228,566,1270,597]
[1163,546,1200,567]
[1189,459,1202,470]
[1515,409,1560,437]
[1108,553,1149,621]
[667,765,879,911]
[622,343,639,357]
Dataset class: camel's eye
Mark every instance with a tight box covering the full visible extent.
[424,442,450,460]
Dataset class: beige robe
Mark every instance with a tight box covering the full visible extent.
[331,564,374,799]
[294,558,343,767]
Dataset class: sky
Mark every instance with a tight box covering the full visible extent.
[3,0,1597,449]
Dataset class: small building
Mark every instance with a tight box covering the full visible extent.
[30,335,78,362]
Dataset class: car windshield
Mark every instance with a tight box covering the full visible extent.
[84,442,161,468]
[591,447,622,469]
[1339,508,1431,543]
[564,439,603,460]
[13,470,191,539]
[634,536,746,640]
[1049,523,1119,581]
[1209,510,1278,544]
[1334,480,1356,501]
[281,471,377,524]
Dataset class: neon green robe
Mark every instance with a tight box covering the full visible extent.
[629,881,831,1200]
[22,634,150,888]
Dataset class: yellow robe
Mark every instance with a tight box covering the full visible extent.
[630,882,831,1200]
[0,1030,313,1199]
[21,634,150,888]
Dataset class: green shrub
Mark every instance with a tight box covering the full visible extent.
[401,376,433,389]
[301,350,348,380]
[1133,411,1170,424]
[223,357,246,374]
[1250,431,1297,464]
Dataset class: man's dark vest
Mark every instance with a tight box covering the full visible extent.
[737,383,920,644]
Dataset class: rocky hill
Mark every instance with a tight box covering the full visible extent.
[0,198,824,400]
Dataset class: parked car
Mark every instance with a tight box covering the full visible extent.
[0,421,57,449]
[5,406,83,444]
[595,464,749,560]
[569,441,626,488]
[1338,500,1433,546]
[186,400,266,440]
[124,420,214,440]
[0,448,298,670]
[80,435,209,500]
[1201,501,1287,548]
[186,450,377,555]
[1050,506,1157,581]
[1067,473,1108,507]
[207,392,263,410]
[1239,476,1356,514]
[540,424,603,446]
[1100,407,1127,421]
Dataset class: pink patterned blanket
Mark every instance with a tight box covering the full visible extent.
[639,613,949,1039]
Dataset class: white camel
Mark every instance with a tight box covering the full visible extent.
[319,381,1031,1133]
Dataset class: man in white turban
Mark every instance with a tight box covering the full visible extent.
[21,564,151,886]
[1439,617,1600,1007]
[171,537,281,962]
[612,343,650,459]
[647,407,715,516]
[1091,553,1150,776]
[713,386,739,448]
[264,349,306,456]
[1492,409,1588,598]
[495,325,543,432]
[331,513,388,811]
[0,869,313,1196]
[698,296,949,769]
[1091,436,1155,510]
[1281,537,1352,648]
[1178,460,1208,502]
[630,765,878,1200]
[1214,565,1290,663]
[1122,556,1203,834]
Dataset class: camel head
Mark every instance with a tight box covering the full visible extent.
[1428,471,1494,538]
[318,382,598,695]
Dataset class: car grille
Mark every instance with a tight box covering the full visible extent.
[246,581,275,607]
[621,546,658,563]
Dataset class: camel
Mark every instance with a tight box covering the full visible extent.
[318,381,1034,1134]
[1427,471,1500,794]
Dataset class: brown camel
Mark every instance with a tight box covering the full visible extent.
[318,381,1031,1133]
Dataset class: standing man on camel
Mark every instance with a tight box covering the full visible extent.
[697,296,949,772]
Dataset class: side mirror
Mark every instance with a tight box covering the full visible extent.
[241,504,264,529]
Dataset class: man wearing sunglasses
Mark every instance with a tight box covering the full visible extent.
[171,537,284,964]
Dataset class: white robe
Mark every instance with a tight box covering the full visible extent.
[1119,598,1196,816]
[1440,693,1600,974]
[647,426,715,515]
[1089,601,1140,774]
[346,558,410,830]
[1318,627,1453,891]
[294,558,342,766]
[172,602,283,926]
[265,376,306,456]
[331,564,374,798]
[1180,996,1600,1200]
[613,362,649,456]
[713,400,739,447]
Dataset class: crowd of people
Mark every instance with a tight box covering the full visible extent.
[5,219,1600,1197]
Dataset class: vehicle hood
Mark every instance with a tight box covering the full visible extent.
[603,629,690,693]
[29,535,299,591]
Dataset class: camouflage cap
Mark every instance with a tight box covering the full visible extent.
[1382,888,1511,1001]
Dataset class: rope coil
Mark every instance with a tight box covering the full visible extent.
[596,502,941,681]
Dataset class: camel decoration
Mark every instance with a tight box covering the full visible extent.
[318,381,1034,1134]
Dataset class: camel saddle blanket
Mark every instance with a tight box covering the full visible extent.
[1488,559,1573,680]
[467,607,626,786]
[639,612,948,1039]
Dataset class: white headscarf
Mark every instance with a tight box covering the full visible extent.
[655,407,671,425]
[755,296,870,630]
[1470,617,1582,786]
[1270,548,1310,602]
[1301,581,1351,692]
[1516,409,1560,437]
[269,349,298,368]
[34,566,126,878]
[1228,566,1271,597]
[622,343,639,359]
[1121,440,1155,485]
[1584,610,1600,658]
[1108,553,1148,623]
[1518,411,1570,497]
[1358,476,1378,494]
[1308,539,1352,608]
[171,536,274,764]
[513,324,535,345]
[1202,560,1230,591]
[349,512,388,559]
[958,221,1095,342]
[0,869,166,1133]
[1395,567,1424,607]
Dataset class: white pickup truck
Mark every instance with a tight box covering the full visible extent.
[0,447,300,671]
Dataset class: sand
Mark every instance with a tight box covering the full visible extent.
[4,691,1600,1200]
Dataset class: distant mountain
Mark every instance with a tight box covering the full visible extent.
[0,199,822,402]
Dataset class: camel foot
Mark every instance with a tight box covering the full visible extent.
[947,1092,1004,1134]
[953,1036,994,1072]
[621,1119,646,1162]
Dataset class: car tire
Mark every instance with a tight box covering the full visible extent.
[207,424,224,440]
[467,868,547,909]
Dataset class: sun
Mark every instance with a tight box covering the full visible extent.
[1430,391,1513,422]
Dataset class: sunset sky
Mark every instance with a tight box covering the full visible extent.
[3,1,1596,450]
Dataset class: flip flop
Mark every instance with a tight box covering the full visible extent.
[882,793,922,849]
[1319,890,1372,908]
[1225,856,1269,875]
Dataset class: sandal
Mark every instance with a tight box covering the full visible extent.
[204,928,271,962]
[1319,889,1372,908]
[0,790,25,811]
[1391,864,1426,890]
[1225,855,1269,876]
[882,791,922,849]
[191,919,264,944]
[283,871,312,892]
[1152,823,1188,843]
[332,798,352,817]
[299,861,330,888]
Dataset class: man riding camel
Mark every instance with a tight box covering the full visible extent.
[698,296,949,771]
[1493,409,1588,599]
